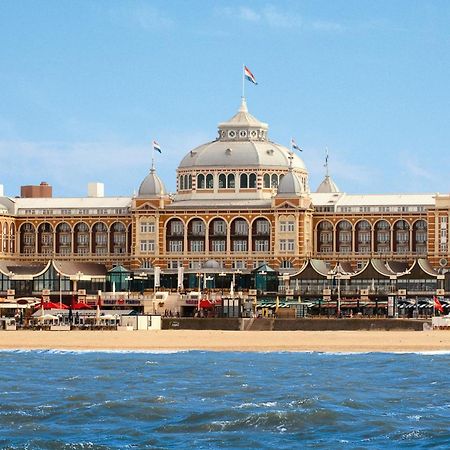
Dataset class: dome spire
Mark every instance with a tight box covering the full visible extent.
[239,96,248,113]
[316,147,340,193]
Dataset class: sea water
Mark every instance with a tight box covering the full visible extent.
[1,350,450,449]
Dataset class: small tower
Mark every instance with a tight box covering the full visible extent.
[316,148,340,193]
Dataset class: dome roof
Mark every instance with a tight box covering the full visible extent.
[316,175,340,193]
[178,140,306,170]
[277,170,304,196]
[138,169,166,197]
[178,99,306,171]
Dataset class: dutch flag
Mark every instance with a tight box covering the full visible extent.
[244,66,258,85]
[153,140,162,153]
[291,138,302,152]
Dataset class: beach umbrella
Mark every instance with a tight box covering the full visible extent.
[199,299,214,309]
[72,302,92,310]
[36,301,67,310]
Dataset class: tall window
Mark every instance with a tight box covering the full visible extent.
[240,173,248,188]
[197,174,205,189]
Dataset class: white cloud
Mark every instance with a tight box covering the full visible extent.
[311,20,345,32]
[0,131,209,197]
[109,2,174,31]
[239,6,261,22]
[218,4,344,31]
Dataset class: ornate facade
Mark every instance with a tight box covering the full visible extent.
[1,99,450,276]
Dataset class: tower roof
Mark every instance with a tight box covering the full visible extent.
[316,175,340,193]
[277,170,305,197]
[137,168,166,197]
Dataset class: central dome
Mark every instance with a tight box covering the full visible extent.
[176,99,309,201]
[178,99,306,171]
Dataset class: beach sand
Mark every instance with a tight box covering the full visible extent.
[1,330,450,352]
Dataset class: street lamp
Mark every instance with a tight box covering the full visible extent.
[125,276,133,299]
[196,272,203,311]
[328,265,347,318]
[57,272,63,308]
[233,269,242,296]
[218,272,226,296]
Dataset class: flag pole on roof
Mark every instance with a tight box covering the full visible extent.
[324,147,329,177]
[242,65,257,99]
[152,140,162,171]
[242,63,245,99]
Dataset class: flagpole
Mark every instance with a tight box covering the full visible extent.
[242,64,245,99]
[151,141,155,171]
[325,147,329,177]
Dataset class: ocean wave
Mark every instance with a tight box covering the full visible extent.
[0,348,190,355]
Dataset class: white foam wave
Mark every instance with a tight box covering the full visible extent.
[0,348,190,355]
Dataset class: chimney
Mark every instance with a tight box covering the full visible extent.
[88,182,104,198]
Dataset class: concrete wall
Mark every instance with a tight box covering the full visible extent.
[272,318,427,331]
[162,317,428,331]
[162,318,241,330]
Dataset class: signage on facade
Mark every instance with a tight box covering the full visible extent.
[436,289,445,296]
[398,289,407,296]
[78,289,86,296]
[42,289,50,296]
[102,298,142,306]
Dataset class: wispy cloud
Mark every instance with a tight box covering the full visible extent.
[109,2,174,31]
[0,131,209,197]
[218,4,343,31]
[311,20,345,32]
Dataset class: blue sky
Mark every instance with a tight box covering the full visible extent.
[1,0,450,197]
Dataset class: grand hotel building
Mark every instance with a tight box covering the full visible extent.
[1,99,450,283]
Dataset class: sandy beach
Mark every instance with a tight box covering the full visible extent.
[1,330,450,352]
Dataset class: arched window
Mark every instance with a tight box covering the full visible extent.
[271,174,278,188]
[249,173,257,188]
[336,220,352,253]
[179,175,184,190]
[317,221,333,253]
[206,174,214,189]
[240,173,248,188]
[227,173,235,188]
[263,173,270,188]
[252,218,271,252]
[394,220,410,254]
[74,222,90,255]
[413,220,427,254]
[110,222,127,255]
[197,174,205,189]
[219,174,226,188]
[20,222,36,254]
[56,222,72,254]
[9,223,15,253]
[356,220,371,253]
[375,220,391,253]
[188,175,192,189]
[166,219,184,253]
